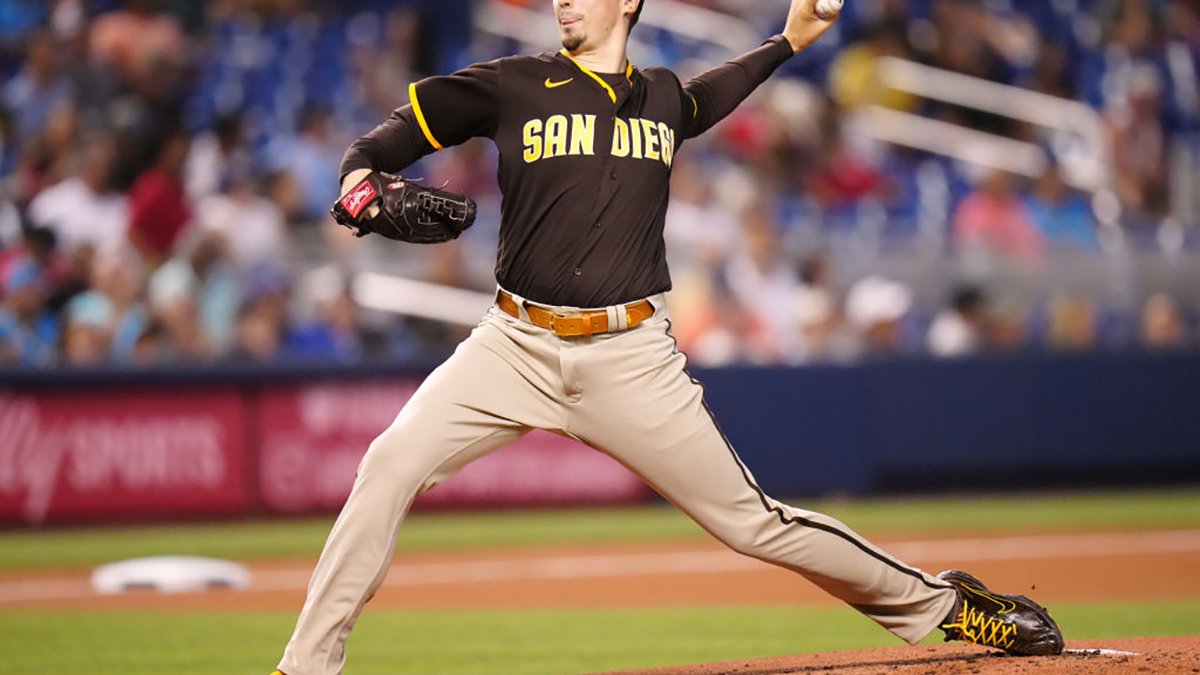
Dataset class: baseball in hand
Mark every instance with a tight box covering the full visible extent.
[814,0,843,20]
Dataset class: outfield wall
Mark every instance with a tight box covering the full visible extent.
[701,354,1200,497]
[2,353,1198,526]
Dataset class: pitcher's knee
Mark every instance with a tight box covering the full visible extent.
[707,509,791,559]
[355,432,430,489]
[713,526,767,558]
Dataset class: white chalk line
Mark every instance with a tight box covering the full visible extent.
[1063,648,1140,656]
[2,529,1199,604]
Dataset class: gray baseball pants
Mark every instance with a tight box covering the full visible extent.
[278,293,956,675]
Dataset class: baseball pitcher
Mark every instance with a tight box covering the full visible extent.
[273,0,1063,672]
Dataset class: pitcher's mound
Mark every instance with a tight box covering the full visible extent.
[599,637,1199,674]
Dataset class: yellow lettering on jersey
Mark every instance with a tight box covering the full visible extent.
[523,118,543,163]
[658,122,674,167]
[629,117,643,159]
[640,119,660,162]
[611,118,630,158]
[525,115,670,166]
[544,114,568,159]
[569,114,596,156]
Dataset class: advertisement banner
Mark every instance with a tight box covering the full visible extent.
[257,381,648,513]
[0,390,247,525]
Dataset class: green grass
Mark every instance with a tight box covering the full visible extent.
[1,602,1197,675]
[2,491,1197,674]
[2,489,1199,570]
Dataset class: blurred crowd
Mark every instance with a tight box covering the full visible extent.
[0,0,1198,369]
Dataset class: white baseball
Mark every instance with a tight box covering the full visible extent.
[814,0,843,20]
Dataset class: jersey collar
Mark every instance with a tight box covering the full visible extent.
[558,49,635,104]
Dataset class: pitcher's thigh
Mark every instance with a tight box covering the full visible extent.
[356,338,545,492]
[575,365,776,550]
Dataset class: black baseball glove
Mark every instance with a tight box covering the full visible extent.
[331,172,476,244]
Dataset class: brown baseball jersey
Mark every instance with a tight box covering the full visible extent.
[341,36,796,307]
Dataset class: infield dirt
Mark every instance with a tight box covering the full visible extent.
[599,637,1200,674]
[2,529,1198,612]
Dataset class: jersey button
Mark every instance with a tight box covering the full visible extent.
[609,170,617,180]
[573,267,582,276]
[592,221,600,229]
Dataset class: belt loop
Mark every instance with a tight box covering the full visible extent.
[604,305,620,332]
[610,304,629,331]
[503,287,533,323]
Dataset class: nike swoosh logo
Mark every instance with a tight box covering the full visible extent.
[544,78,573,88]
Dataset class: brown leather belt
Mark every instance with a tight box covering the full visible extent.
[496,289,654,337]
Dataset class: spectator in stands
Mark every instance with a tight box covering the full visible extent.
[1102,0,1165,64]
[792,252,844,362]
[229,264,292,362]
[424,139,503,288]
[14,100,79,204]
[267,104,343,222]
[658,265,719,363]
[1139,292,1188,351]
[3,30,73,141]
[62,290,113,365]
[90,250,151,363]
[145,267,208,361]
[195,167,287,270]
[1167,0,1200,52]
[0,260,58,366]
[724,203,800,360]
[684,277,774,367]
[47,0,88,42]
[283,286,364,363]
[183,232,240,354]
[353,7,422,118]
[927,284,987,357]
[28,134,128,258]
[845,275,914,358]
[953,169,1044,261]
[266,170,307,227]
[924,0,1010,84]
[982,292,1032,352]
[145,231,242,361]
[1106,63,1169,227]
[44,242,94,316]
[805,110,889,216]
[127,128,192,264]
[231,297,282,362]
[1022,162,1098,250]
[89,0,187,90]
[664,157,737,270]
[185,112,253,201]
[1024,43,1076,100]
[1045,292,1100,352]
[124,317,167,363]
[828,17,916,112]
[0,226,60,296]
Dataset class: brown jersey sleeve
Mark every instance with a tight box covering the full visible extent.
[408,59,502,148]
[679,35,795,139]
[338,59,502,179]
[339,105,435,178]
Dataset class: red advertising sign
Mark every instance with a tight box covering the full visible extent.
[257,381,648,513]
[0,390,248,525]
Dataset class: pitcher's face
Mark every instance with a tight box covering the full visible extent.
[553,0,627,52]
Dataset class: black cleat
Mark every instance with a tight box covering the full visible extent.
[937,569,1064,656]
